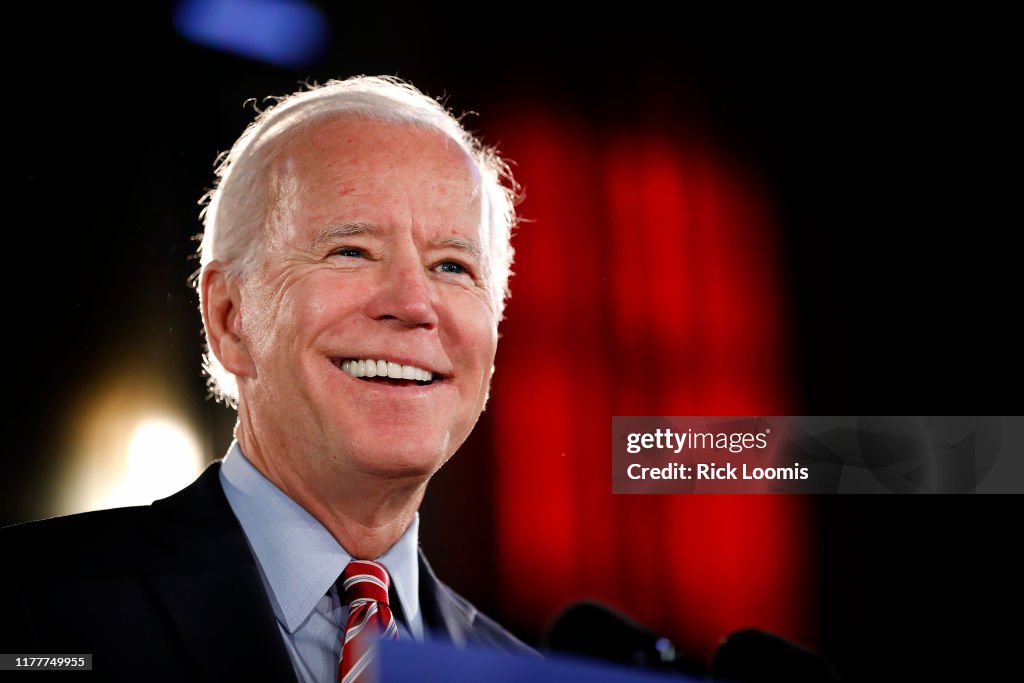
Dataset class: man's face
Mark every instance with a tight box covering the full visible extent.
[235,118,497,483]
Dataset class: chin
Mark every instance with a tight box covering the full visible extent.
[336,429,451,479]
[354,451,447,480]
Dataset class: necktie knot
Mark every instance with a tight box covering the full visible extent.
[342,560,392,607]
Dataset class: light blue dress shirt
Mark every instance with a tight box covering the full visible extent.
[219,441,424,683]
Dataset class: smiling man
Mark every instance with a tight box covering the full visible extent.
[205,115,500,562]
[1,76,531,682]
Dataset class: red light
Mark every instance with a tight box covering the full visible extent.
[489,109,813,657]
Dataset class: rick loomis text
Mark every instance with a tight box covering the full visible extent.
[624,428,809,481]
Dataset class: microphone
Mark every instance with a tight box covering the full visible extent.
[544,601,838,682]
[542,601,704,677]
[710,628,839,683]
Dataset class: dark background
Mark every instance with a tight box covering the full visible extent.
[4,3,1018,680]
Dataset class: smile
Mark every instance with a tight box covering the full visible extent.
[334,358,437,386]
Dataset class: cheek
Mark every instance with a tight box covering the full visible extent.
[242,280,319,364]
[300,273,372,325]
[446,299,498,373]
[274,275,371,352]
[239,285,276,357]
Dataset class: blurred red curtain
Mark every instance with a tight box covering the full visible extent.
[489,110,814,658]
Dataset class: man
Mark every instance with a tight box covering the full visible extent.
[0,76,532,682]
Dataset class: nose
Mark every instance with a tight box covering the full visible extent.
[364,251,439,329]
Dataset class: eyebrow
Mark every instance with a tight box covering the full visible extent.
[432,235,483,262]
[311,221,483,262]
[310,222,378,251]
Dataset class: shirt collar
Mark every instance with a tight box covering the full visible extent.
[218,441,420,635]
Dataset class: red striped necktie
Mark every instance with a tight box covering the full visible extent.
[338,560,399,683]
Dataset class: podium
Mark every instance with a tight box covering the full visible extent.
[379,639,698,682]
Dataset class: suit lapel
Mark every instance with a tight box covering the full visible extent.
[418,548,476,647]
[142,463,297,683]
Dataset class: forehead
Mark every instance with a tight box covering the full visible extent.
[296,117,478,178]
[267,118,483,243]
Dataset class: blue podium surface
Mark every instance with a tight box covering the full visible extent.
[379,639,699,683]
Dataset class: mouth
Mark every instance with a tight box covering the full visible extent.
[331,358,444,387]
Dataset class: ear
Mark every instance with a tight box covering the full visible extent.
[200,262,257,379]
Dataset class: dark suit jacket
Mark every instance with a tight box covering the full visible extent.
[0,462,534,681]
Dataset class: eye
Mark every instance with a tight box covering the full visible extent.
[435,261,467,275]
[331,247,365,258]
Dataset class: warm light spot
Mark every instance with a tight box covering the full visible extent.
[99,418,204,510]
[52,383,207,516]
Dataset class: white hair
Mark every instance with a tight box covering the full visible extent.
[196,75,519,405]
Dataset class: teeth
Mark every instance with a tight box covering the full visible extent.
[340,358,435,382]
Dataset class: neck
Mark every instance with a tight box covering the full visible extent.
[292,485,424,560]
[235,414,428,560]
